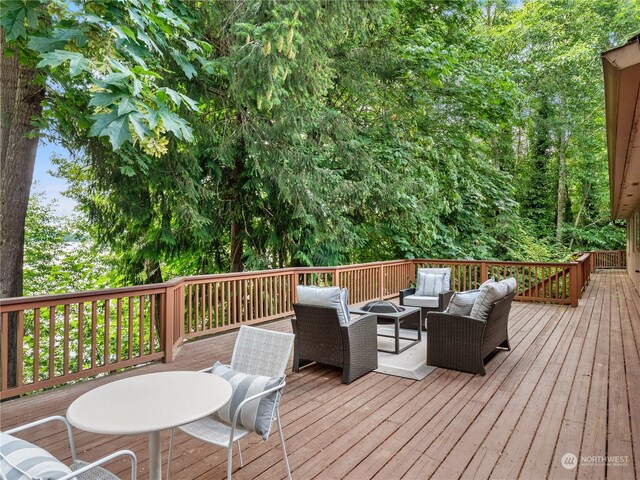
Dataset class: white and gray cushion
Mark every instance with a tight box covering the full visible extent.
[501,277,517,295]
[211,362,284,441]
[0,432,72,480]
[296,285,350,325]
[416,268,451,293]
[478,277,496,289]
[470,277,517,321]
[416,272,446,296]
[402,295,440,308]
[445,289,481,316]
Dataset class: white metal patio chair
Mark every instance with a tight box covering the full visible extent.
[2,415,137,480]
[167,325,294,480]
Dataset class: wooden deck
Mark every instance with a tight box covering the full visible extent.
[1,271,638,479]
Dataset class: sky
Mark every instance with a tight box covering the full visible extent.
[31,139,77,217]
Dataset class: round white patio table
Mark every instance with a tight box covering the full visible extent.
[67,371,232,480]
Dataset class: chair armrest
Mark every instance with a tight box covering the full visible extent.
[229,381,287,442]
[6,415,78,461]
[426,312,486,343]
[439,290,455,310]
[61,450,137,480]
[346,312,376,326]
[399,287,416,305]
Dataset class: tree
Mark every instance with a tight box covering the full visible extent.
[0,0,205,386]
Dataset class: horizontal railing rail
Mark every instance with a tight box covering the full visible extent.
[0,252,613,399]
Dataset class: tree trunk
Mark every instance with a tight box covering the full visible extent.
[556,146,567,245]
[1,32,45,387]
[568,183,592,250]
[230,217,244,272]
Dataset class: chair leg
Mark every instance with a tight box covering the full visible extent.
[276,408,292,480]
[166,428,174,480]
[237,440,243,467]
[227,443,233,480]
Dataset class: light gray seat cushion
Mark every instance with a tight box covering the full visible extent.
[403,295,440,308]
[470,277,517,321]
[445,289,481,316]
[0,432,72,479]
[416,268,451,293]
[296,285,350,325]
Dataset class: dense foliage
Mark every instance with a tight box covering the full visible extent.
[13,0,639,293]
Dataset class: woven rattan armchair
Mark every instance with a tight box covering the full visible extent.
[426,292,515,375]
[291,304,378,384]
[399,288,454,330]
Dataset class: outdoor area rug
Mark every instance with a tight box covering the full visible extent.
[375,326,435,380]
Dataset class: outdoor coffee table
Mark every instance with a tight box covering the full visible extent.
[350,304,422,354]
[67,371,232,480]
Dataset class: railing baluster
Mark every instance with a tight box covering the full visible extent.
[16,311,24,388]
[1,313,8,390]
[63,305,69,376]
[34,309,40,383]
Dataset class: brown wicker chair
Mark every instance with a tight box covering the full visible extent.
[425,292,515,375]
[399,288,454,330]
[291,304,378,384]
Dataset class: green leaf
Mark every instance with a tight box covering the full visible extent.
[68,54,89,77]
[157,108,193,141]
[100,114,134,150]
[170,49,197,79]
[120,165,136,177]
[37,50,89,77]
[163,88,182,107]
[129,112,151,138]
[88,92,126,108]
[28,36,66,53]
[157,108,184,138]
[88,110,118,138]
[118,97,138,116]
[179,93,200,112]
[0,2,26,41]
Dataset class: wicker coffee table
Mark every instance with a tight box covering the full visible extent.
[350,303,421,354]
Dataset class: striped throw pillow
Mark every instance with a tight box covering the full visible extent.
[416,273,445,296]
[0,432,72,480]
[445,290,481,316]
[211,362,284,440]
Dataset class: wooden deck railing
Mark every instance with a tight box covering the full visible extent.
[592,250,626,269]
[0,252,611,399]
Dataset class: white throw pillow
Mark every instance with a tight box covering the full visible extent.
[416,272,445,296]
[296,285,350,325]
[416,268,451,293]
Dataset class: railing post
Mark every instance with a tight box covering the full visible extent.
[162,286,174,363]
[569,262,579,307]
[480,262,488,282]
[379,264,385,299]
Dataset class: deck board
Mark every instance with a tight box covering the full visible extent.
[1,272,639,479]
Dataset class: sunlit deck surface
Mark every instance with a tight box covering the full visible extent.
[2,271,639,479]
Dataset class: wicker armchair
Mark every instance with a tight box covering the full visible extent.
[291,304,378,384]
[426,292,515,375]
[399,288,454,330]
